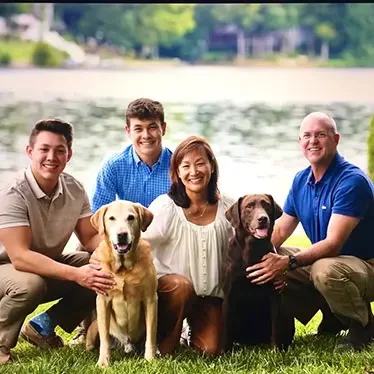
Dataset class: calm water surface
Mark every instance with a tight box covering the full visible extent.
[1,67,373,240]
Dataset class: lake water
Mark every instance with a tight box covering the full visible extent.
[1,66,374,242]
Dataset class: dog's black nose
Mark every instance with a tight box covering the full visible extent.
[117,232,128,243]
[258,216,268,224]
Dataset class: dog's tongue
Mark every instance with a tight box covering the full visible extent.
[255,228,269,238]
[114,243,131,254]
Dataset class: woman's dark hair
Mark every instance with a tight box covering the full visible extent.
[168,136,220,208]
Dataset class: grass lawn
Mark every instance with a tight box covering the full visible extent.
[2,234,374,374]
[0,38,67,66]
[0,38,37,64]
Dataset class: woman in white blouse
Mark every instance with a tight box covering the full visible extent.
[142,135,234,356]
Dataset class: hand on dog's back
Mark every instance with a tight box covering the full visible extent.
[74,264,116,296]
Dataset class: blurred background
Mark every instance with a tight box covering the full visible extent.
[1,3,374,232]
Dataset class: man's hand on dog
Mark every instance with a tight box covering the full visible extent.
[76,263,116,296]
[246,253,289,286]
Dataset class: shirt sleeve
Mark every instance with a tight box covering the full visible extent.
[142,195,172,248]
[283,183,297,217]
[79,190,93,219]
[91,159,118,213]
[333,174,373,218]
[0,189,29,229]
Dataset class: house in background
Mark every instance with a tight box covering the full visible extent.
[6,9,86,66]
[209,24,314,60]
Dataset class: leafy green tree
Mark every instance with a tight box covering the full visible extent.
[124,4,196,58]
[77,4,135,48]
[255,4,301,32]
[315,22,336,60]
[298,3,348,57]
[344,4,374,65]
[253,4,302,55]
[0,3,32,17]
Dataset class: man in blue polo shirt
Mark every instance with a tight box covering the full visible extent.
[91,97,172,211]
[246,112,374,351]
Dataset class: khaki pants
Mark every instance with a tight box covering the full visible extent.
[0,252,96,350]
[157,274,222,356]
[279,247,374,327]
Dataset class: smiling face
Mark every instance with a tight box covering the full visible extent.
[177,147,213,197]
[298,113,340,168]
[225,194,283,240]
[125,117,166,166]
[91,201,153,256]
[26,131,72,194]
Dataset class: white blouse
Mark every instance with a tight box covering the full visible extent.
[142,193,235,299]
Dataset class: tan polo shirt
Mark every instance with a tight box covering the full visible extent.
[0,166,92,263]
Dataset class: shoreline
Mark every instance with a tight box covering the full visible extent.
[2,56,373,70]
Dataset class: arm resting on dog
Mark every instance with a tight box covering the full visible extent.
[271,212,299,249]
[246,213,359,285]
[0,225,115,295]
[75,215,103,253]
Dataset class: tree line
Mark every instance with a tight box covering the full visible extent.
[1,3,374,65]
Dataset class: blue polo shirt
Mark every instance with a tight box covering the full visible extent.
[284,153,374,259]
[91,145,172,212]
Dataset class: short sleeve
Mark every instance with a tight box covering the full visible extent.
[221,194,235,211]
[333,174,373,218]
[79,190,93,219]
[0,188,29,229]
[142,194,174,248]
[283,182,297,218]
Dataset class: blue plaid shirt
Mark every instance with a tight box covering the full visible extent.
[91,145,172,212]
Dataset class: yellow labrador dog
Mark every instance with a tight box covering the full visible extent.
[86,200,157,367]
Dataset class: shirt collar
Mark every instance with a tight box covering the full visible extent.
[25,165,63,201]
[131,146,163,168]
[306,152,343,186]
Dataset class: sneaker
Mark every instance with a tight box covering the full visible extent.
[20,322,64,349]
[69,327,87,346]
[336,318,374,351]
[0,347,12,365]
[180,319,191,347]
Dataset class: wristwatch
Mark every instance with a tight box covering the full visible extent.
[288,255,299,271]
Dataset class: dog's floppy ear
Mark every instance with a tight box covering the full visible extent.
[225,196,243,229]
[134,203,154,232]
[90,205,108,236]
[266,194,283,220]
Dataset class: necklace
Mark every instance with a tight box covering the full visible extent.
[188,202,209,218]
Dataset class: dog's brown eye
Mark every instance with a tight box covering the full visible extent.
[127,214,135,221]
[109,216,115,221]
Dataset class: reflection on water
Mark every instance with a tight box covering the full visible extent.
[1,98,373,208]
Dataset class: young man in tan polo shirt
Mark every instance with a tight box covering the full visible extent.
[0,119,115,364]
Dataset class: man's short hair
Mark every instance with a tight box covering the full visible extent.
[29,118,74,150]
[125,98,165,126]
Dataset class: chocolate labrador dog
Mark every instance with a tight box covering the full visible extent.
[221,194,294,352]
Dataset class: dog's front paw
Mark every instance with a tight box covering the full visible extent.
[144,347,156,360]
[97,355,110,368]
[86,342,95,351]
